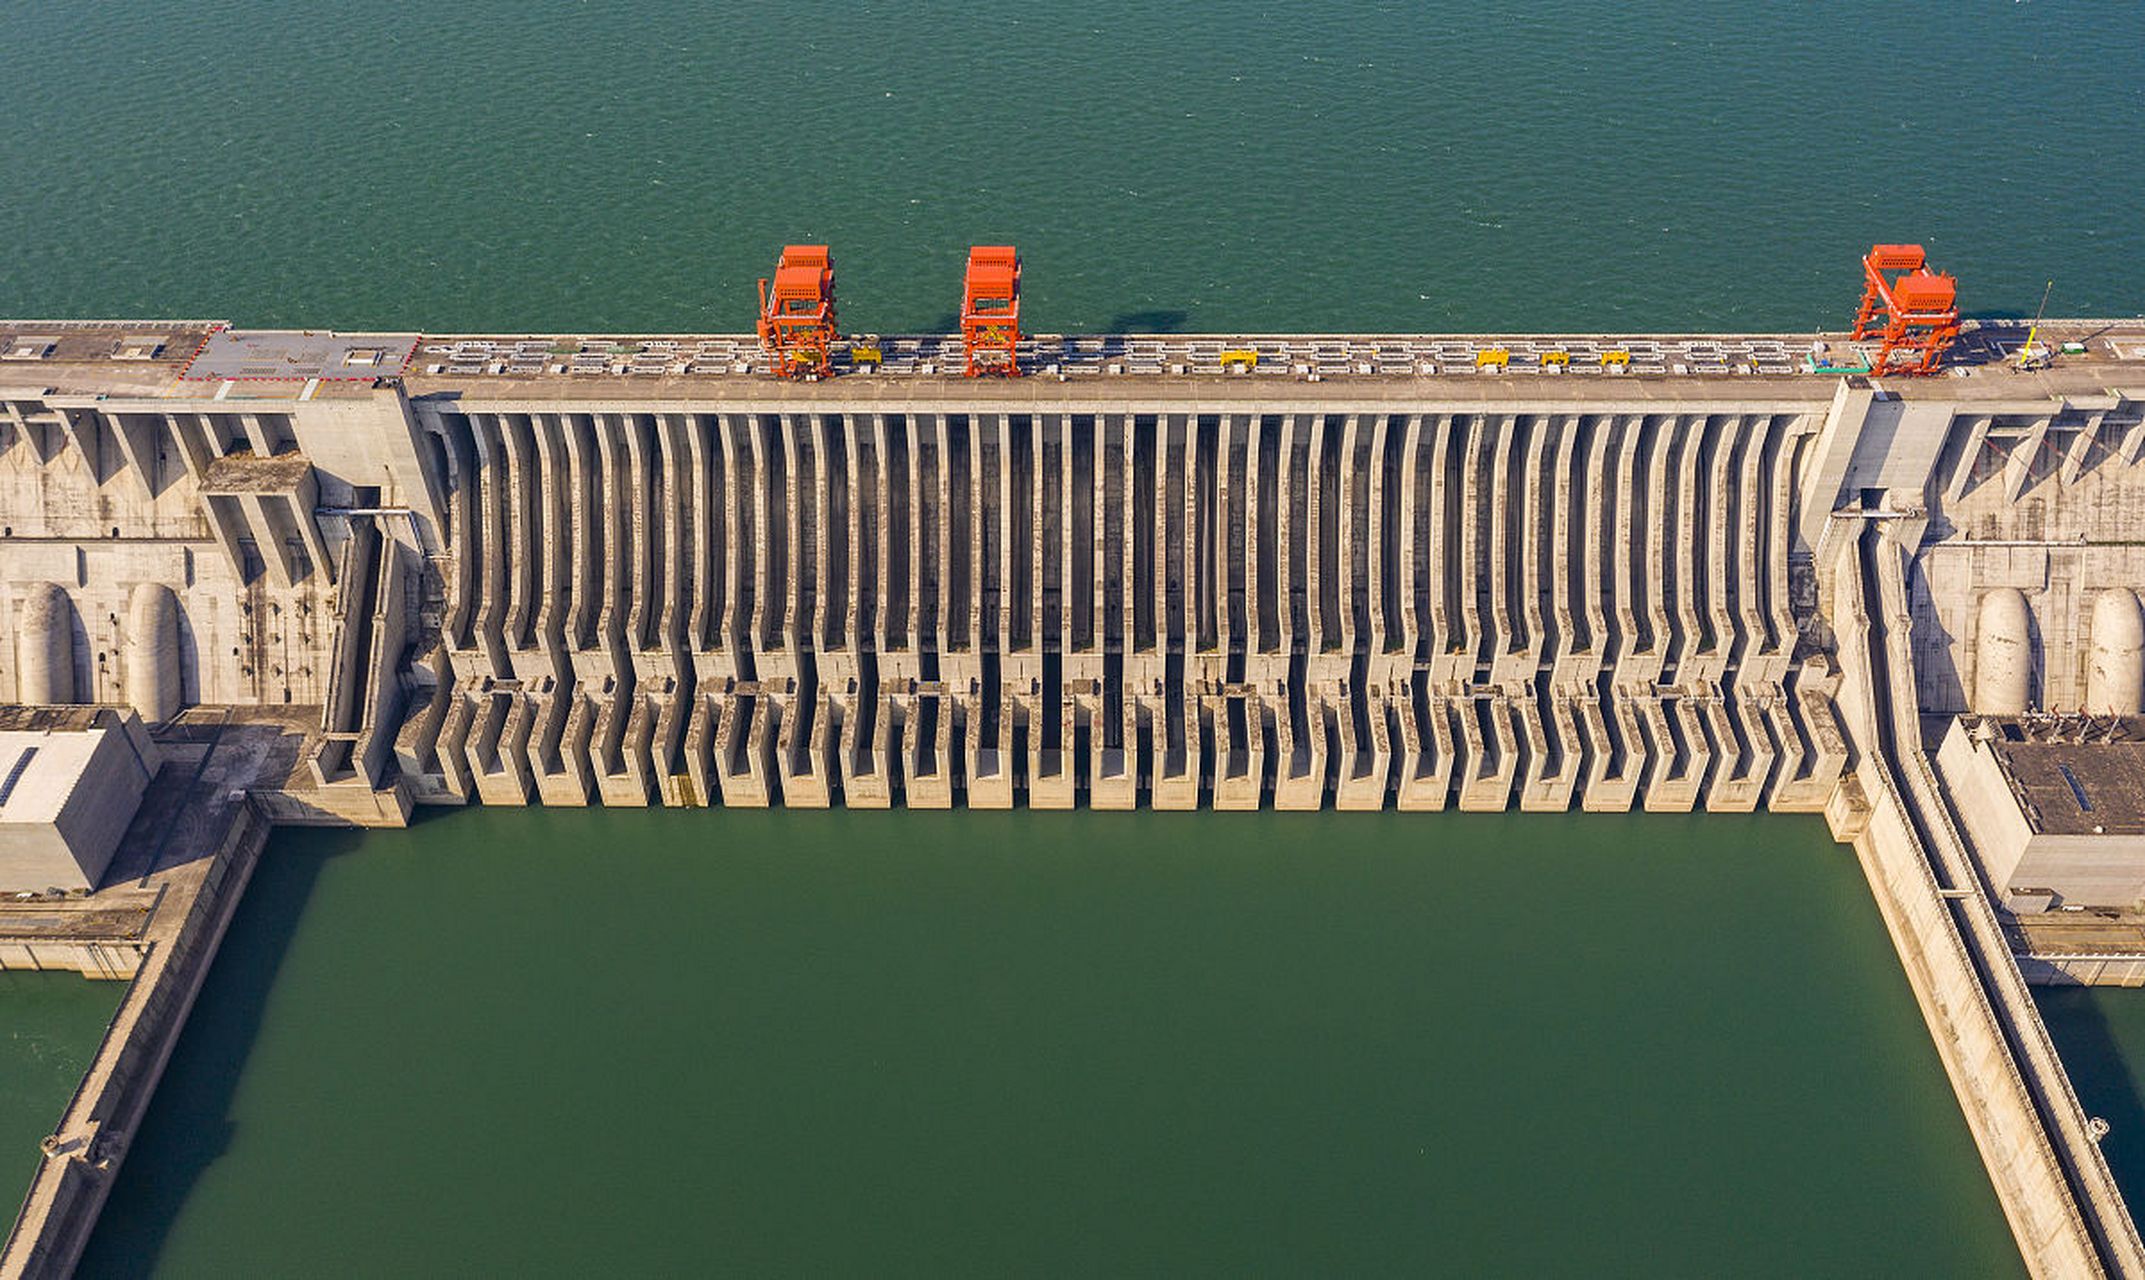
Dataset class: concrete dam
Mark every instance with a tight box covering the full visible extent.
[0,322,1892,821]
[0,316,2140,833]
[423,383,1842,816]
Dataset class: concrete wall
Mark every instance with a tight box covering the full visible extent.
[1936,721,2037,892]
[0,939,144,980]
[400,398,1848,813]
[1833,526,2142,1277]
[2023,956,2145,988]
[49,726,157,885]
[0,395,358,711]
[0,825,89,893]
[283,384,448,555]
[6,353,2135,817]
[1906,391,2145,715]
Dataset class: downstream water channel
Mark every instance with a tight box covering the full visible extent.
[73,809,2020,1276]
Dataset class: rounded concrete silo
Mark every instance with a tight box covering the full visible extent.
[2086,588,2145,715]
[1974,587,2035,715]
[15,582,76,705]
[125,581,183,723]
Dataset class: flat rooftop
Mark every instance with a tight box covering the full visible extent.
[0,725,114,827]
[1983,716,2145,836]
[181,328,420,381]
[0,321,214,368]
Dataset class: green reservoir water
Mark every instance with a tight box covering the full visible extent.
[0,976,120,1224]
[1,2,2141,333]
[6,0,2145,1272]
[78,809,2016,1278]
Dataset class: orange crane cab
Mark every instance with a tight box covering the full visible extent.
[1850,243,1960,376]
[758,244,837,378]
[960,245,1021,376]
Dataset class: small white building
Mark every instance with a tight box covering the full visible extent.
[0,708,163,892]
[1938,715,2145,913]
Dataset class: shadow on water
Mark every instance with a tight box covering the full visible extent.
[2037,986,2145,1214]
[72,823,373,1278]
[1106,309,1189,333]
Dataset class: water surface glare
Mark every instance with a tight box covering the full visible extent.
[79,809,2015,1277]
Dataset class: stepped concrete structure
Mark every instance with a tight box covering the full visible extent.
[7,314,2145,1277]
[1,318,2135,822]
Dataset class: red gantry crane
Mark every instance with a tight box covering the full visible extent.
[960,245,1021,377]
[1849,244,1960,376]
[758,244,837,378]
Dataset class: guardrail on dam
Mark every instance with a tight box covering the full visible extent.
[6,316,2145,1276]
